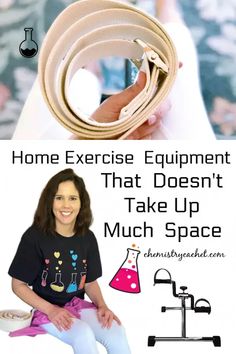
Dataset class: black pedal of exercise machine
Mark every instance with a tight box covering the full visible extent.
[194,298,211,314]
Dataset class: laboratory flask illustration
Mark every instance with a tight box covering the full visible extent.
[50,273,65,292]
[109,248,141,293]
[19,28,38,58]
[79,271,87,289]
[41,270,48,287]
[66,273,78,293]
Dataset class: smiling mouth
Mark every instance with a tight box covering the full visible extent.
[61,211,72,216]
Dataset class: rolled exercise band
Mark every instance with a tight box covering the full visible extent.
[0,309,32,332]
[38,0,178,139]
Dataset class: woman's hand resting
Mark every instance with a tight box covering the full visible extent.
[97,305,121,329]
[47,305,75,331]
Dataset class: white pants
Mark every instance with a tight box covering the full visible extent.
[41,308,131,354]
[12,23,215,140]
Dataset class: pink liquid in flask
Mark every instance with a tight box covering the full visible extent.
[109,248,141,293]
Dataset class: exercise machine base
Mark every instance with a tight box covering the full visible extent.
[148,335,221,347]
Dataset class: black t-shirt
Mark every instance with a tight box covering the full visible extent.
[8,225,102,306]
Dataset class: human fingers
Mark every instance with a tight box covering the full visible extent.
[54,316,74,332]
[126,117,161,140]
[97,307,112,328]
[106,313,114,329]
[50,309,74,331]
[60,314,74,331]
[100,309,118,329]
[70,65,175,139]
[105,311,121,328]
[97,308,105,324]
[140,134,152,140]
[155,99,172,117]
[91,71,146,123]
[50,315,66,332]
[125,97,172,140]
[52,320,63,332]
[101,310,111,328]
[113,314,121,326]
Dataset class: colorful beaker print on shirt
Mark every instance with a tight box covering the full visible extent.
[66,273,78,293]
[41,270,48,287]
[78,272,87,289]
[109,248,141,293]
[50,273,65,292]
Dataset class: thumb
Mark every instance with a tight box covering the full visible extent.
[112,70,146,108]
[91,71,146,123]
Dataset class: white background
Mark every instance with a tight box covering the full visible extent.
[0,140,235,354]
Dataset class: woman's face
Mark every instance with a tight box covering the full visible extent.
[52,180,81,235]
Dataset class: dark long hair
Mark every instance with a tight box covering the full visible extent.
[33,169,92,235]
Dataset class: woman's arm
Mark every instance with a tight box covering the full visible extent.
[84,280,121,328]
[12,278,54,314]
[12,278,74,331]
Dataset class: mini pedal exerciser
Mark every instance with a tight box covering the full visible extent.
[148,268,221,348]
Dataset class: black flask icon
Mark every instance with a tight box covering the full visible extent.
[19,28,38,58]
